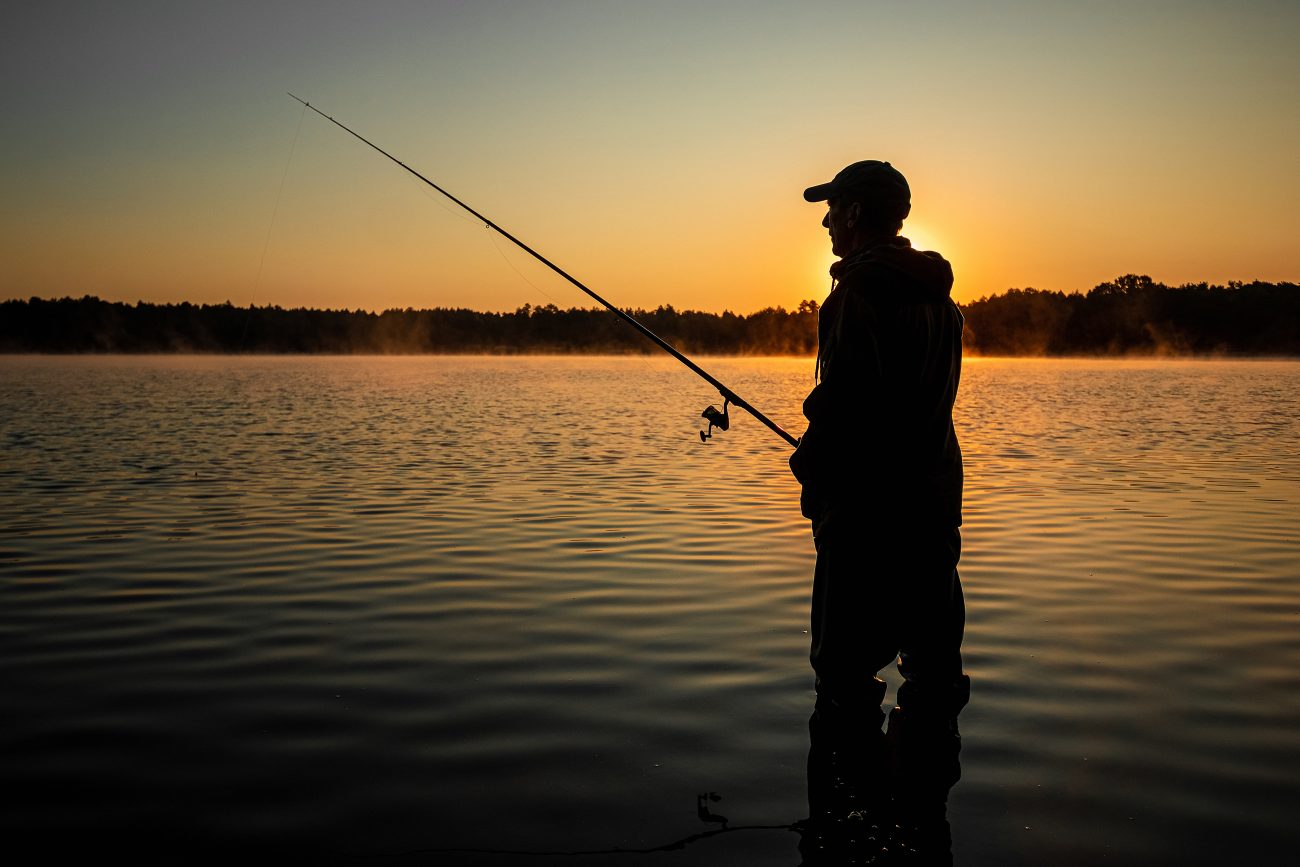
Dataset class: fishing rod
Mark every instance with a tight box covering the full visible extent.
[287,93,799,449]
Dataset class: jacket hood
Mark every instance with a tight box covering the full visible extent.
[829,236,954,301]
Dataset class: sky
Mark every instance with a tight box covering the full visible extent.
[2,0,1297,313]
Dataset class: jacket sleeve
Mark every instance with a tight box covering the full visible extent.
[788,280,891,501]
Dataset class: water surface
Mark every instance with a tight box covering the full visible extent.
[2,355,1298,864]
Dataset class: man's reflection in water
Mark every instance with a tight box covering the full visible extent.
[799,689,966,866]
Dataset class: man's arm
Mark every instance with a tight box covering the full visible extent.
[789,279,892,494]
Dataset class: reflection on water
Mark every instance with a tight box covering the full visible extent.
[801,701,962,865]
[2,355,1299,864]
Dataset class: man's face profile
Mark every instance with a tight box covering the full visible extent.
[822,197,861,258]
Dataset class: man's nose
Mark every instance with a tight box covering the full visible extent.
[822,211,830,229]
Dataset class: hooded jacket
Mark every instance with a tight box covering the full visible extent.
[789,235,963,529]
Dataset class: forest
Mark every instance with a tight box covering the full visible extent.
[960,275,1299,356]
[2,276,1296,356]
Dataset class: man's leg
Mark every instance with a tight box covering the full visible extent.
[886,525,968,861]
[809,515,904,718]
[895,526,969,722]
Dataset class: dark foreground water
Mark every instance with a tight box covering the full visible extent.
[2,355,1298,864]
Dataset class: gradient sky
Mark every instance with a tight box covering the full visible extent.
[3,0,1297,313]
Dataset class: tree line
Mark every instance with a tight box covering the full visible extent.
[961,275,1299,356]
[1,276,1296,355]
[0,297,820,355]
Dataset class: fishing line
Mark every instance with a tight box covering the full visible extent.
[486,229,567,311]
[241,101,308,348]
[414,181,480,228]
[483,229,709,416]
[485,225,690,391]
[445,168,735,426]
[373,820,801,859]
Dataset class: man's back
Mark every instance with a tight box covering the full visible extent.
[790,235,963,529]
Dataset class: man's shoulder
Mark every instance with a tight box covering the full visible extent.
[837,264,954,315]
[837,241,955,307]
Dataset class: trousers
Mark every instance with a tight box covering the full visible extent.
[809,511,969,719]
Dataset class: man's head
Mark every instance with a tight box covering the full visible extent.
[804,160,911,257]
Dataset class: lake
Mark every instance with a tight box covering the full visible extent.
[2,355,1298,864]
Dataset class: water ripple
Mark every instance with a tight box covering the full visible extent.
[1,355,1298,863]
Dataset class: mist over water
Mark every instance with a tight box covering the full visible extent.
[2,355,1298,864]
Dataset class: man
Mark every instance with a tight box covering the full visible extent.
[790,159,970,733]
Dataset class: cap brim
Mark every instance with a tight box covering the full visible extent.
[803,182,835,202]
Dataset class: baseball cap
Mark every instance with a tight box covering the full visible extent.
[803,160,911,213]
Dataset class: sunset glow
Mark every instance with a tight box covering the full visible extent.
[2,2,1296,314]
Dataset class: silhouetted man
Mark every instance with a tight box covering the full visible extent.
[790,159,970,761]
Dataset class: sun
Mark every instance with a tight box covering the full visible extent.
[902,220,943,254]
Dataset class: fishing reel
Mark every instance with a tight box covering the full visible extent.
[700,398,730,442]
